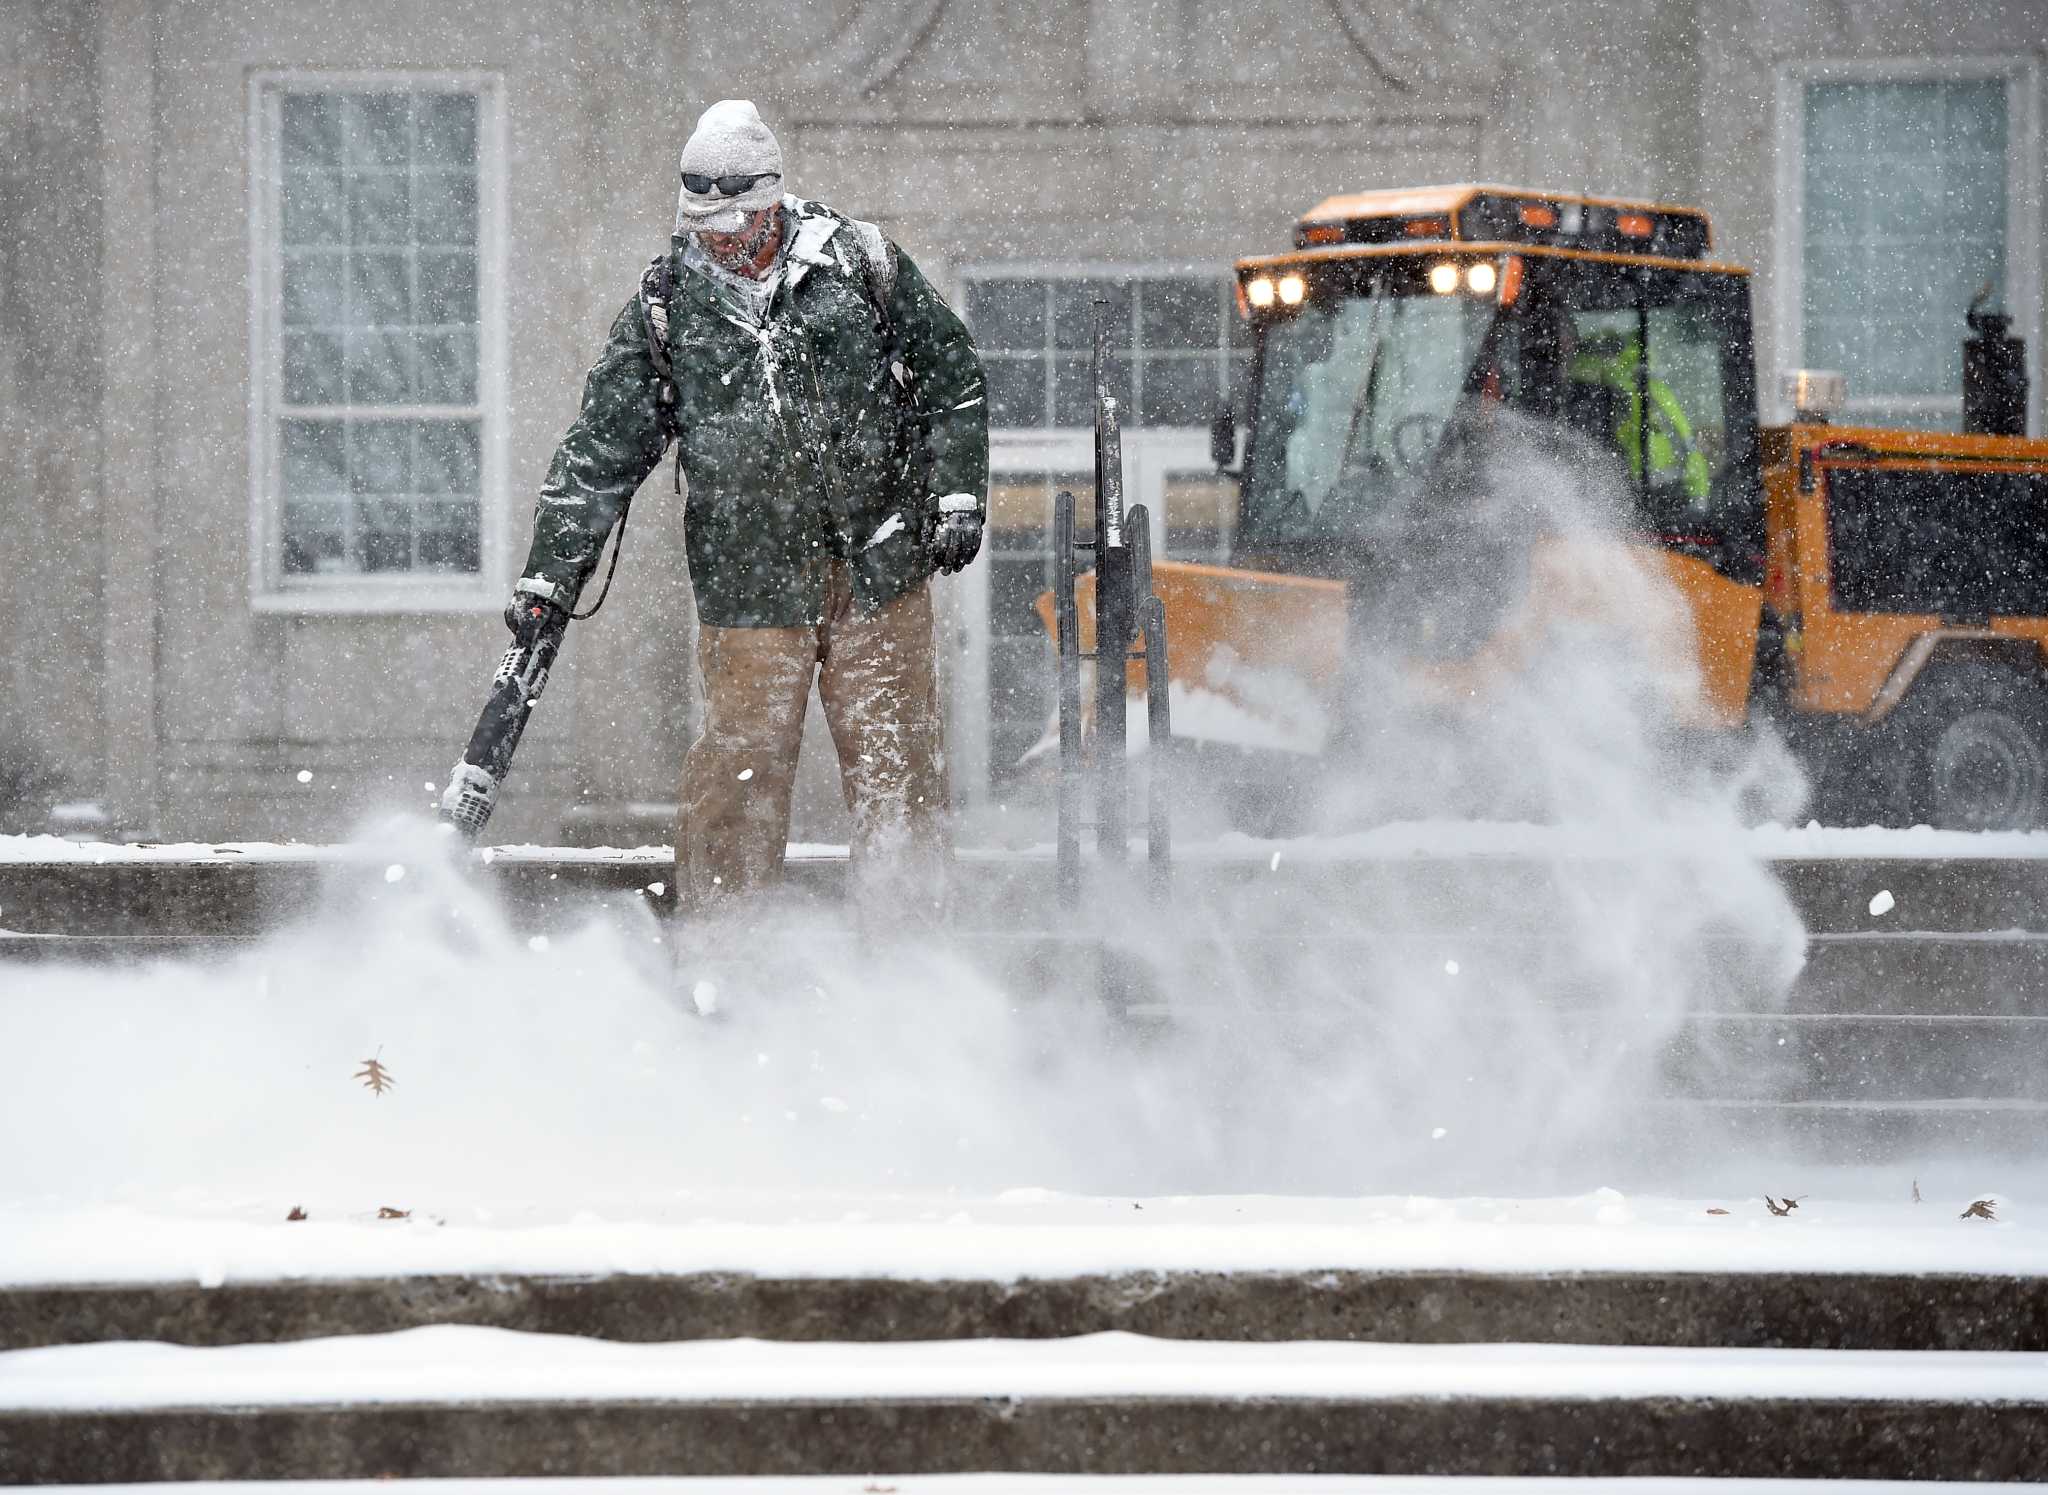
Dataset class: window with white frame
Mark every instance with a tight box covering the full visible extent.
[1786,64,2038,429]
[966,274,1250,429]
[252,76,502,602]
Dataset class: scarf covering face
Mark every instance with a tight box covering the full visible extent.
[675,99,785,234]
[680,200,797,326]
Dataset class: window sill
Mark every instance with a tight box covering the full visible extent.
[251,579,500,616]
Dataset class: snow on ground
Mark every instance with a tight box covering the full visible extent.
[19,1474,2048,1482]
[12,821,2048,864]
[6,1327,2046,1412]
[0,1187,2038,1289]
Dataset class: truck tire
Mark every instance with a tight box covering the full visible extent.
[1890,660,2048,831]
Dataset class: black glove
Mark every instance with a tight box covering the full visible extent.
[504,592,566,642]
[929,508,984,575]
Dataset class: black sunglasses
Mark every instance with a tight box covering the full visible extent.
[681,171,781,198]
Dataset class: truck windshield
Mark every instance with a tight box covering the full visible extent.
[1240,279,1498,548]
[1235,256,1764,577]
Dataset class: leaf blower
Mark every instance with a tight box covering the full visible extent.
[438,598,569,840]
[439,506,634,839]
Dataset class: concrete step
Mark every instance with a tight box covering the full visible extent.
[1653,1095,2048,1162]
[1663,1013,2048,1102]
[5,1266,2044,1354]
[4,847,2046,938]
[12,924,2048,1019]
[2,1330,2042,1480]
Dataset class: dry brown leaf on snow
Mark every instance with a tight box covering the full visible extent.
[1763,1195,1804,1217]
[1961,1199,1998,1221]
[286,1206,307,1222]
[377,1206,411,1220]
[355,1050,395,1096]
[1705,1208,1730,1216]
[1912,1179,1922,1204]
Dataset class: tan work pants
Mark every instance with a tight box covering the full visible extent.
[677,565,949,926]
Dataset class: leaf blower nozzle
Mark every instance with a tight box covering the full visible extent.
[439,761,499,838]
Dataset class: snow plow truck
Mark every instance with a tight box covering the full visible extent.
[1046,185,2048,831]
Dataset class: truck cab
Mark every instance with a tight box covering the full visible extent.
[1060,184,2048,829]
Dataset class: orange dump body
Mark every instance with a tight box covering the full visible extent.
[1763,423,2048,719]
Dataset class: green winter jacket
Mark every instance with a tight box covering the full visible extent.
[518,199,989,627]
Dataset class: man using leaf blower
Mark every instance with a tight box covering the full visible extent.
[443,99,988,956]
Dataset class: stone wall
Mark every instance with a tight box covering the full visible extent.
[0,0,104,828]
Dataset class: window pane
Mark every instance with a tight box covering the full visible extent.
[984,355,1047,427]
[281,170,345,245]
[345,93,411,168]
[345,329,413,403]
[348,170,411,245]
[358,496,414,572]
[988,555,1056,639]
[348,420,412,493]
[418,251,477,324]
[416,93,477,165]
[966,280,1045,351]
[1803,77,2007,413]
[1053,280,1129,351]
[1140,278,1220,351]
[418,330,478,404]
[1139,354,1220,426]
[987,474,1054,533]
[415,171,477,246]
[282,502,347,574]
[282,332,344,404]
[418,501,482,571]
[280,95,342,171]
[1053,353,1128,425]
[352,250,411,325]
[416,419,480,494]
[281,419,346,494]
[281,419,349,576]
[281,252,345,326]
[1163,471,1238,559]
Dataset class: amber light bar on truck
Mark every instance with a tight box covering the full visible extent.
[1242,255,1518,315]
[1293,188,1712,260]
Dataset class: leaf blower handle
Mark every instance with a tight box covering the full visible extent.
[439,588,570,841]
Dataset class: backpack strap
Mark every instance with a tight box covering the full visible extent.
[843,215,911,401]
[847,218,896,312]
[638,251,684,494]
[639,252,678,404]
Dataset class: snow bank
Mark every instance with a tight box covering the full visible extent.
[8,1474,2023,1482]
[0,1188,2039,1289]
[5,1326,2043,1412]
[12,823,2048,867]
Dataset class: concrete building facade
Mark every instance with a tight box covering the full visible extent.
[4,0,2043,843]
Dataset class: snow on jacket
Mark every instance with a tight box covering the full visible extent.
[518,198,989,628]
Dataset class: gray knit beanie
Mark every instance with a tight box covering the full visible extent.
[675,100,785,234]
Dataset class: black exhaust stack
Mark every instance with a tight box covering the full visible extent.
[1964,287,2028,437]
